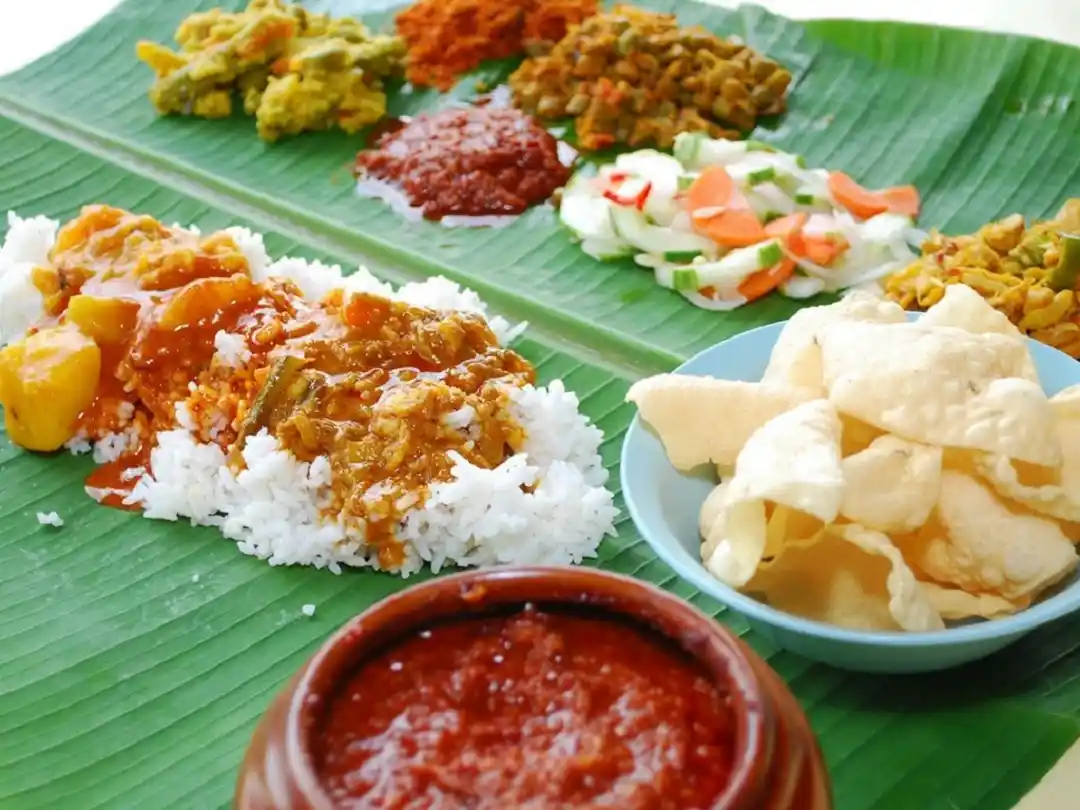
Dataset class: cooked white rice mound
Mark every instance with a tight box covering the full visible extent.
[2,212,616,575]
[126,381,617,576]
[0,213,55,345]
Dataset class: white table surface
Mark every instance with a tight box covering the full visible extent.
[0,1,1078,808]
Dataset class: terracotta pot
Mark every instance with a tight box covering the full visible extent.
[236,566,833,810]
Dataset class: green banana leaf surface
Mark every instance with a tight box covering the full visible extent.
[2,1,1080,808]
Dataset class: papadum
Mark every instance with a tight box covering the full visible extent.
[900,471,1077,602]
[817,322,1059,466]
[628,375,813,471]
[703,400,843,588]
[746,523,944,632]
[760,291,906,396]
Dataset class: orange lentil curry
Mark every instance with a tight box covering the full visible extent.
[0,206,535,568]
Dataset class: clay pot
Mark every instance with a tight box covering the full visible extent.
[236,566,833,810]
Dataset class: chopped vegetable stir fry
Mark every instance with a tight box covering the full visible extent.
[509,5,792,151]
[559,133,921,309]
[884,200,1080,357]
[137,0,405,141]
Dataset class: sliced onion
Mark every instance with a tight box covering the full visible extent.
[781,275,826,299]
[440,215,518,229]
[692,206,727,220]
[634,254,666,269]
[355,178,424,222]
[679,289,749,311]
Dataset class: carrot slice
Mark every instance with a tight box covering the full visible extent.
[686,166,740,213]
[800,234,848,266]
[828,171,889,219]
[738,258,797,303]
[764,212,808,240]
[695,209,767,248]
[881,185,921,217]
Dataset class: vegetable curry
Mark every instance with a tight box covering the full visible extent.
[0,206,535,568]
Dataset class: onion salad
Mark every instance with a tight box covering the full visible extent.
[558,132,923,310]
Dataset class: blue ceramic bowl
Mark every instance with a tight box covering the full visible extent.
[621,317,1080,674]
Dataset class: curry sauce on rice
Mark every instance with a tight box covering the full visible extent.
[0,206,617,574]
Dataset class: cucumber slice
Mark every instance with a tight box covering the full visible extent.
[673,132,706,165]
[609,206,715,256]
[693,138,751,168]
[664,250,704,263]
[559,181,620,242]
[581,237,633,261]
[762,211,784,224]
[745,139,777,153]
[677,175,696,192]
[672,268,700,291]
[748,166,776,185]
[795,155,808,169]
[758,241,783,267]
[682,239,782,289]
[772,171,802,196]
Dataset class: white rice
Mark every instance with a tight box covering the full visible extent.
[65,432,93,455]
[125,380,618,576]
[301,603,316,617]
[213,330,252,368]
[36,511,64,527]
[1,212,617,577]
[0,213,54,345]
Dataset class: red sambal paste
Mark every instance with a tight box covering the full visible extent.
[315,606,737,810]
[354,105,572,221]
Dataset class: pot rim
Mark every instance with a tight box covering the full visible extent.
[281,565,772,810]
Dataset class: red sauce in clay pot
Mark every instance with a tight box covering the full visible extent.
[236,567,833,810]
[316,606,736,810]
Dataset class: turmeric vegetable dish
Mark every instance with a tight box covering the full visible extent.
[509,5,792,151]
[885,199,1080,357]
[137,0,405,141]
[0,205,540,569]
[396,0,598,92]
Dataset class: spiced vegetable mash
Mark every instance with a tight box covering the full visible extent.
[510,5,792,150]
[885,199,1080,357]
[137,0,405,141]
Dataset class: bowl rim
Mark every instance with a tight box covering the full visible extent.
[278,565,783,809]
[621,318,1080,647]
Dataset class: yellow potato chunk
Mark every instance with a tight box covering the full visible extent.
[66,295,140,345]
[0,324,102,452]
[158,274,257,329]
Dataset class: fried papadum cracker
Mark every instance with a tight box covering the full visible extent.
[627,375,813,471]
[702,400,843,588]
[818,322,1059,466]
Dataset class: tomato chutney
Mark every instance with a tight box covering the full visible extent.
[314,605,736,810]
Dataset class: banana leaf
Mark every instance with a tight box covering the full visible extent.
[1,1,1080,808]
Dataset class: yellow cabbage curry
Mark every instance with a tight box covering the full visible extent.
[0,206,534,567]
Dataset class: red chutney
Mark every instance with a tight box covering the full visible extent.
[353,105,572,221]
[314,606,736,810]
